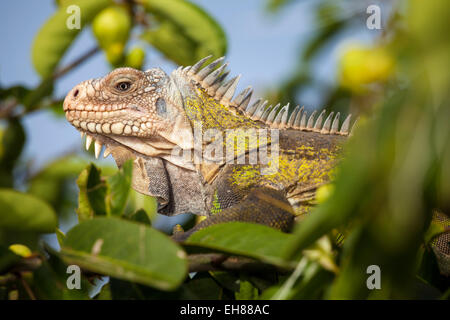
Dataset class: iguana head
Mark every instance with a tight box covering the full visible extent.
[63,66,195,164]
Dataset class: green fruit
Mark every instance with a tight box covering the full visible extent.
[125,47,146,69]
[92,6,131,63]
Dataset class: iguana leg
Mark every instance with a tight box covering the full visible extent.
[172,187,295,242]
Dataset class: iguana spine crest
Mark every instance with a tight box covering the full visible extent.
[177,55,357,135]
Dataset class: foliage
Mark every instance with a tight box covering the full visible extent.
[0,0,448,300]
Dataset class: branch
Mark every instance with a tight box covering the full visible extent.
[0,47,100,119]
[52,46,100,80]
[188,253,287,274]
[0,98,19,119]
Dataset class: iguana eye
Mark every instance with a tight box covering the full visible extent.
[116,81,131,91]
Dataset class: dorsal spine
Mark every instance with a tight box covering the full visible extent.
[176,55,357,136]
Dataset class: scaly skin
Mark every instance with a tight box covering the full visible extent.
[63,56,352,240]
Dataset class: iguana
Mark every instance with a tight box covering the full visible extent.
[62,55,449,271]
[62,55,352,240]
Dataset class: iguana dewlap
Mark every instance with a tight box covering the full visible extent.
[63,56,355,240]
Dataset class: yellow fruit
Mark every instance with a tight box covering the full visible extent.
[316,184,334,203]
[9,244,32,258]
[339,45,394,91]
[105,42,125,65]
[125,47,146,70]
[92,6,131,64]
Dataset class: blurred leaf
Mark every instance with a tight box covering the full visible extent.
[261,259,333,300]
[48,99,65,117]
[128,209,151,226]
[142,0,227,65]
[60,217,187,290]
[126,188,158,220]
[424,218,446,245]
[141,21,196,65]
[0,189,57,233]
[76,163,108,220]
[0,119,25,188]
[303,236,338,273]
[289,263,334,299]
[180,273,225,299]
[32,0,111,78]
[56,228,66,247]
[0,245,21,274]
[8,244,32,258]
[32,248,90,299]
[108,272,227,299]
[22,79,54,111]
[302,8,347,62]
[185,222,293,267]
[0,85,31,105]
[266,0,298,12]
[106,160,132,216]
[28,156,89,212]
[235,279,258,300]
[94,282,112,300]
[209,271,240,293]
[417,247,449,293]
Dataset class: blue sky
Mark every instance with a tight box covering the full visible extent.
[0,0,382,172]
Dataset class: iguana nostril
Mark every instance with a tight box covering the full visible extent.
[73,89,79,98]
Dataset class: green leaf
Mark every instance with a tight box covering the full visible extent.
[180,273,225,299]
[0,85,31,105]
[141,21,197,66]
[31,0,111,78]
[266,0,297,13]
[235,279,259,300]
[60,217,187,290]
[0,119,25,188]
[0,245,21,274]
[22,79,54,111]
[56,228,66,247]
[128,209,151,226]
[48,99,65,117]
[0,189,57,233]
[76,163,108,220]
[32,248,90,299]
[185,222,294,267]
[142,0,227,65]
[126,189,158,220]
[28,156,89,211]
[106,160,132,216]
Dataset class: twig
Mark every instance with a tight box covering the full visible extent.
[0,98,19,119]
[19,274,36,300]
[188,253,287,273]
[52,46,100,80]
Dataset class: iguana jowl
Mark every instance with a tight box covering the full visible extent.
[63,56,355,240]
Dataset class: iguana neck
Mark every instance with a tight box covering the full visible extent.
[183,88,264,132]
